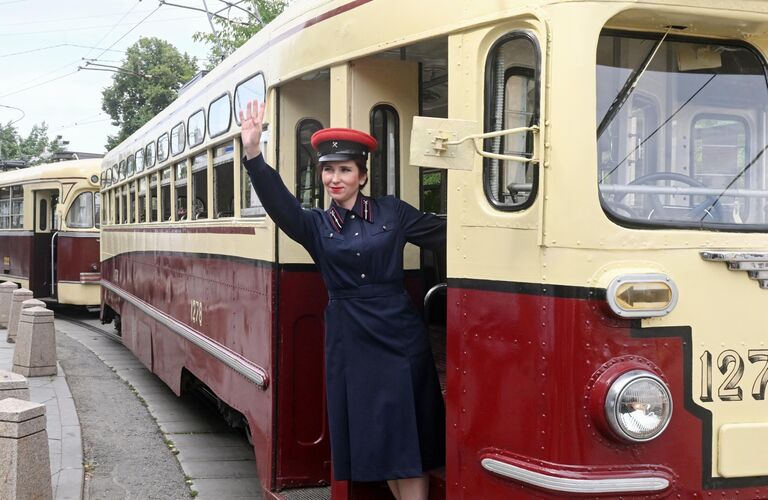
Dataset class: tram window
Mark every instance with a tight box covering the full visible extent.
[129,183,136,224]
[138,178,147,223]
[10,186,23,229]
[119,160,126,180]
[94,192,101,229]
[175,161,188,220]
[209,93,231,138]
[39,199,47,231]
[234,73,266,126]
[213,142,234,218]
[161,168,171,221]
[145,141,156,168]
[127,155,135,177]
[150,173,158,222]
[484,34,539,210]
[66,192,94,229]
[190,153,208,220]
[0,187,9,229]
[157,133,169,163]
[597,33,768,228]
[240,138,266,217]
[370,105,399,198]
[135,149,145,173]
[295,119,323,208]
[188,110,205,148]
[110,165,117,186]
[422,169,447,215]
[171,122,186,156]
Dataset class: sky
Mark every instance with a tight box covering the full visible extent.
[0,0,240,155]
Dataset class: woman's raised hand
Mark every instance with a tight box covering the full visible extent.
[239,98,266,160]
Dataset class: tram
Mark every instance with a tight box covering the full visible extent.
[100,0,768,498]
[0,159,101,306]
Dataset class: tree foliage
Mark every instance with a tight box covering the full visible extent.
[193,0,287,68]
[101,37,198,151]
[0,122,60,164]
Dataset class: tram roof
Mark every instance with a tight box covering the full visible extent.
[103,0,768,168]
[0,159,101,187]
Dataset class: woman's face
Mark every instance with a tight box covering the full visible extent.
[321,160,367,209]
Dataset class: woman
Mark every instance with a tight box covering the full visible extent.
[240,99,445,500]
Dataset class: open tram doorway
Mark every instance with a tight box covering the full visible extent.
[31,189,58,299]
[345,39,450,390]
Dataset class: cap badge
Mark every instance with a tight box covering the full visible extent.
[331,141,338,149]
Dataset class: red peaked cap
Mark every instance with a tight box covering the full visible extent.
[311,128,378,162]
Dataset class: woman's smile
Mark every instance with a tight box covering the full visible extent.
[322,160,367,209]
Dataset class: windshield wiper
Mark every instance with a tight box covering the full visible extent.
[597,28,672,140]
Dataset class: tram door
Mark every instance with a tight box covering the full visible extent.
[31,189,58,298]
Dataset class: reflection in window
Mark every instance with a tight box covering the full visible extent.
[597,33,768,227]
[158,134,169,163]
[119,160,126,180]
[138,178,147,222]
[171,122,186,156]
[241,137,265,217]
[39,199,47,231]
[209,94,231,137]
[94,192,101,228]
[295,119,323,208]
[66,192,94,229]
[370,106,399,198]
[161,168,171,221]
[136,149,145,173]
[188,110,205,148]
[145,142,156,168]
[129,183,136,223]
[214,142,234,218]
[175,161,188,220]
[190,154,207,220]
[127,155,135,177]
[234,73,266,125]
[484,35,539,209]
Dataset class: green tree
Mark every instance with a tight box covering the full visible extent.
[0,122,60,165]
[193,0,287,68]
[101,37,198,150]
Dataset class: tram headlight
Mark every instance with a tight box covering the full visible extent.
[605,370,672,442]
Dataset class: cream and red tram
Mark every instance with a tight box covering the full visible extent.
[100,0,768,497]
[0,159,101,306]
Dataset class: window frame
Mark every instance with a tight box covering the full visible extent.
[294,118,324,209]
[208,92,232,139]
[145,141,157,169]
[170,122,186,157]
[233,72,266,126]
[369,104,401,198]
[157,133,170,163]
[187,108,206,149]
[482,30,541,212]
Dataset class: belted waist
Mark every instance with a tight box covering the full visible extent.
[328,283,404,300]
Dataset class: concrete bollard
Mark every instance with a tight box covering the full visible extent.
[0,370,29,402]
[0,281,18,329]
[12,307,57,377]
[6,288,33,344]
[0,397,52,500]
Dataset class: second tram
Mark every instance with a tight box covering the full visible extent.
[0,159,102,306]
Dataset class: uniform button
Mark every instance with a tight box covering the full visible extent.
[382,225,387,230]
[329,233,333,237]
[350,214,356,219]
[361,273,366,279]
[356,252,360,256]
[354,232,359,236]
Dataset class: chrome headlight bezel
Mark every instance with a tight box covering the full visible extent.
[604,369,673,443]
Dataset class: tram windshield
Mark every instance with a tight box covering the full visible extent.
[596,32,768,229]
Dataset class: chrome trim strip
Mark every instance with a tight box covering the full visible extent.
[701,251,768,289]
[58,280,100,286]
[101,280,268,389]
[0,274,28,281]
[480,458,670,494]
[57,231,99,238]
[0,231,34,237]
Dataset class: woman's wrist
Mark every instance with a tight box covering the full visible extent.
[244,147,261,160]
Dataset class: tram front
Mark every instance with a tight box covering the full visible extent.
[413,1,768,498]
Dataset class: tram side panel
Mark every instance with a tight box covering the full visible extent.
[56,233,100,305]
[445,283,708,498]
[0,232,33,288]
[101,230,334,493]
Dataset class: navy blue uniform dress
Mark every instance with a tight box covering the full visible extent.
[245,154,445,481]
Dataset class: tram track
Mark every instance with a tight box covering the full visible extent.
[55,312,123,345]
